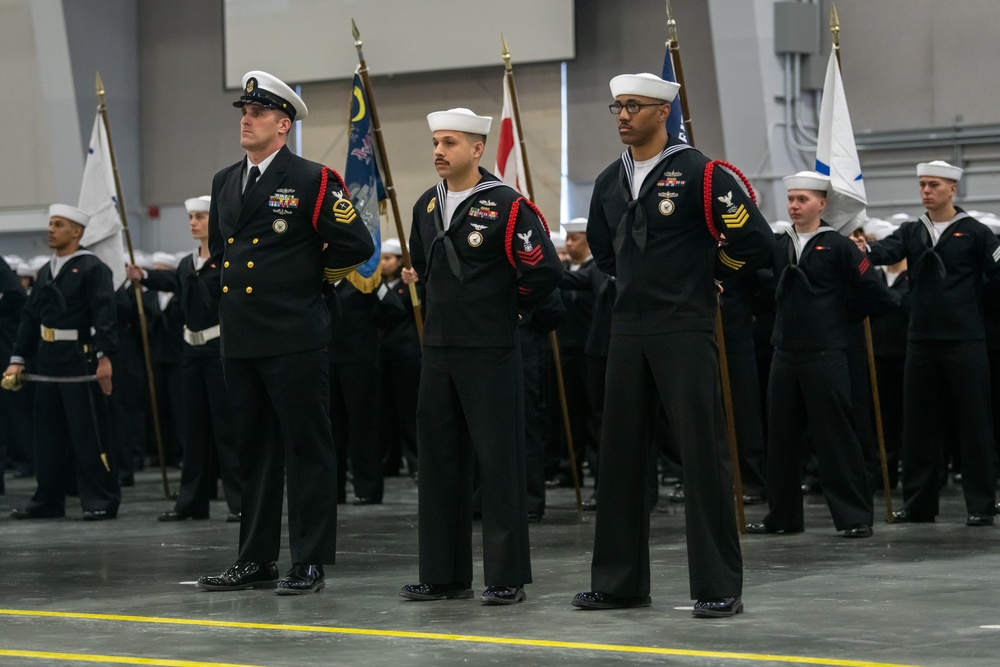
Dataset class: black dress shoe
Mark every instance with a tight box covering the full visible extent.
[581,494,598,512]
[527,512,542,523]
[10,508,63,520]
[481,586,526,605]
[226,512,241,523]
[197,561,279,591]
[399,582,473,601]
[571,591,651,610]
[891,510,934,523]
[745,522,803,535]
[276,563,325,595]
[843,523,873,538]
[742,494,765,505]
[692,596,743,618]
[967,513,994,527]
[665,486,685,503]
[158,511,208,522]
[352,497,382,506]
[82,510,116,521]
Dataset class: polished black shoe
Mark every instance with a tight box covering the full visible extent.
[481,586,526,605]
[197,560,279,591]
[891,510,934,523]
[665,486,685,503]
[82,510,116,521]
[276,563,325,595]
[967,513,994,527]
[158,511,208,522]
[527,512,542,523]
[581,494,598,512]
[692,596,743,618]
[352,497,382,506]
[745,522,803,535]
[399,582,473,601]
[843,523,873,538]
[742,494,765,506]
[10,507,63,520]
[226,512,242,523]
[572,591,651,610]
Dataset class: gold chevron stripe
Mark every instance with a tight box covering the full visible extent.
[719,250,745,270]
[721,205,749,229]
[333,199,357,225]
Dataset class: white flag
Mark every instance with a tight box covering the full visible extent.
[815,49,867,234]
[79,112,126,288]
[494,74,529,199]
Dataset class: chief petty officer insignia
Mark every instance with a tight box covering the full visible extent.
[332,198,358,224]
[246,78,255,93]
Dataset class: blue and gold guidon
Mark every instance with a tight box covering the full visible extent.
[343,70,384,290]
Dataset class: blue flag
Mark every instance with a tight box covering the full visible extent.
[344,72,383,280]
[661,49,688,144]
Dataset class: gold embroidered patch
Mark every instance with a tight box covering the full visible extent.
[333,198,357,225]
[427,197,436,213]
[721,204,749,229]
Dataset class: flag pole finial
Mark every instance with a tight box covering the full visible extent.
[95,71,105,107]
[501,33,512,72]
[830,3,841,49]
[351,18,365,62]
[665,0,678,46]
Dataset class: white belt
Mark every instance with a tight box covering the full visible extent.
[40,325,79,342]
[183,324,221,346]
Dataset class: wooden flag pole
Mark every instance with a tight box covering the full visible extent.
[96,72,170,498]
[502,35,583,511]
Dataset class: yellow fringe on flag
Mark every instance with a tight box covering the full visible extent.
[344,261,383,294]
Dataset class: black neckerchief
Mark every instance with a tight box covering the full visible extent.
[614,137,692,254]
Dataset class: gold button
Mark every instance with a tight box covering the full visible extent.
[228,237,234,244]
[247,261,254,268]
[245,286,253,294]
[223,286,228,293]
[223,261,230,268]
[252,238,259,244]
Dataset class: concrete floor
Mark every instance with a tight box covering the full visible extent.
[1,470,999,667]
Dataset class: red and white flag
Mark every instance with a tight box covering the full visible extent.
[494,73,530,199]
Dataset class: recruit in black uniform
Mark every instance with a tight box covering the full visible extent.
[572,73,775,618]
[399,108,562,605]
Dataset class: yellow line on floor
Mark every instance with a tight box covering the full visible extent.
[0,649,263,667]
[0,609,922,667]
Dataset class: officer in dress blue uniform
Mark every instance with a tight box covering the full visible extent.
[5,205,119,520]
[196,71,373,595]
[572,74,775,618]
[399,108,562,605]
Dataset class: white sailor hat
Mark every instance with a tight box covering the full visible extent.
[151,251,180,269]
[30,255,49,272]
[783,171,831,192]
[184,195,211,213]
[3,255,23,267]
[15,262,34,278]
[550,228,566,250]
[131,250,152,270]
[48,204,90,227]
[380,238,403,256]
[979,214,1000,237]
[426,108,492,135]
[917,160,963,181]
[769,220,793,235]
[863,218,898,241]
[562,217,588,234]
[609,73,680,102]
[234,70,308,122]
[889,212,912,222]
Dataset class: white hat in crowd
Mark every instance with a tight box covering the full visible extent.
[381,238,403,256]
[185,196,211,213]
[916,160,963,182]
[48,204,90,227]
[609,73,680,102]
[427,108,492,135]
[562,217,587,234]
[783,171,831,192]
[234,70,308,122]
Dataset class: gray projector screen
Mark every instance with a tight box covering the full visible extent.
[223,0,575,88]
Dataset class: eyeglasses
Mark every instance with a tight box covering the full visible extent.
[608,101,665,115]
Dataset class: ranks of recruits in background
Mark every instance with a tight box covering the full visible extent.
[747,171,889,539]
[375,238,421,481]
[197,71,373,595]
[126,196,242,522]
[573,73,775,618]
[400,108,562,605]
[856,160,1000,526]
[5,205,120,520]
